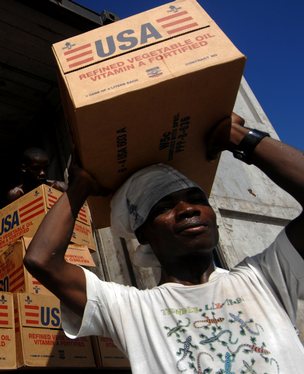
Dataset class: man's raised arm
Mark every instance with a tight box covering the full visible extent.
[207,113,304,255]
[23,166,107,316]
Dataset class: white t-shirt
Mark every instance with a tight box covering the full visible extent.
[61,229,304,373]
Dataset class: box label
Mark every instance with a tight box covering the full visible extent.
[69,31,217,106]
[54,1,210,72]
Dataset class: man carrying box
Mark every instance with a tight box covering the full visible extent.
[24,113,304,373]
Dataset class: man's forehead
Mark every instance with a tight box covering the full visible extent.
[29,158,49,166]
[155,187,208,205]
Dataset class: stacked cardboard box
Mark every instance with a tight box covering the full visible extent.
[0,291,96,369]
[0,292,22,369]
[15,292,96,368]
[0,184,96,253]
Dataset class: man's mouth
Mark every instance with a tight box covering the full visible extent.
[176,219,209,235]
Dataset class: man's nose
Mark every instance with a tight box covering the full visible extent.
[39,169,47,178]
[175,201,200,220]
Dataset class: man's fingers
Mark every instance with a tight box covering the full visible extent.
[232,112,245,127]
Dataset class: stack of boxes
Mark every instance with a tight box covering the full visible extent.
[0,184,97,369]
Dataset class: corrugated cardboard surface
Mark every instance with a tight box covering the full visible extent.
[0,184,95,250]
[53,0,246,228]
[15,292,96,367]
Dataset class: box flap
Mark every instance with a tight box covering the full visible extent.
[52,0,211,74]
[65,245,96,267]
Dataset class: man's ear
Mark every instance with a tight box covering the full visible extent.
[135,226,148,245]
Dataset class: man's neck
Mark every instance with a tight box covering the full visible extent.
[160,254,215,285]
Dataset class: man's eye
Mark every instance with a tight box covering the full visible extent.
[155,206,171,214]
[150,205,171,218]
[188,196,209,205]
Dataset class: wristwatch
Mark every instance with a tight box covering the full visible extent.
[232,128,270,164]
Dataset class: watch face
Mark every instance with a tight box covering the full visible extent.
[233,149,250,163]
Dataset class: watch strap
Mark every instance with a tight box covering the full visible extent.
[233,128,270,164]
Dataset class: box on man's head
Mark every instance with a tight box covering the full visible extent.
[52,0,246,228]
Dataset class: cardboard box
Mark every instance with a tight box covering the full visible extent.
[64,242,96,267]
[0,237,95,296]
[0,292,22,369]
[0,184,96,251]
[53,0,246,228]
[14,292,96,367]
[91,336,130,369]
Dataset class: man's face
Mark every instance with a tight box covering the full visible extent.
[136,188,219,262]
[23,155,49,184]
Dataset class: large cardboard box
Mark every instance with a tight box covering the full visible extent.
[14,292,96,367]
[53,0,246,228]
[0,292,22,370]
[0,184,96,251]
[0,237,95,296]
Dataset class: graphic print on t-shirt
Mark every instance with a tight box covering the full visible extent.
[163,298,280,373]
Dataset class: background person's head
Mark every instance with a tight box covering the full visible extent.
[21,147,49,189]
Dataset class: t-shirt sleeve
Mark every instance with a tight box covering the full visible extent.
[60,267,127,351]
[247,228,304,324]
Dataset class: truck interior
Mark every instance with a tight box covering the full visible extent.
[0,0,118,208]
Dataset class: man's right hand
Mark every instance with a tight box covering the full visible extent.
[206,112,246,161]
[68,163,112,197]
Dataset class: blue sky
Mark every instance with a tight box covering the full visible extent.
[75,0,304,151]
